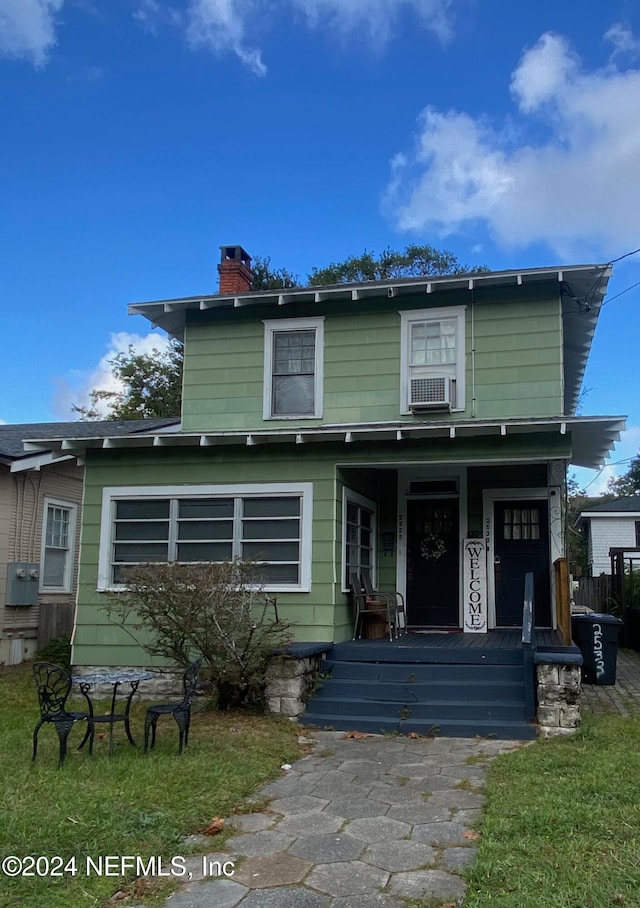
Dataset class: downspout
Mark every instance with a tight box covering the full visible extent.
[470,288,477,418]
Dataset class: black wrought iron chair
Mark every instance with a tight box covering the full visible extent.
[32,662,94,768]
[350,572,395,641]
[361,569,407,637]
[144,657,203,755]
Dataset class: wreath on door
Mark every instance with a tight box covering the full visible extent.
[419,533,447,561]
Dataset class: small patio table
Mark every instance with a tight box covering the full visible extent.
[73,670,154,755]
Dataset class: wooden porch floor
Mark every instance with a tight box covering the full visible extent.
[329,628,565,665]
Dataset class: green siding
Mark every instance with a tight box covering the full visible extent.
[181,289,563,433]
[74,433,570,667]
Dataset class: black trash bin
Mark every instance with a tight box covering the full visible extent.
[571,613,623,685]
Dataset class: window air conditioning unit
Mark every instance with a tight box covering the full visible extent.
[409,376,452,411]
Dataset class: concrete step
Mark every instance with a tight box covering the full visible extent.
[298,712,537,740]
[315,678,526,703]
[305,695,528,722]
[322,660,524,684]
[302,654,533,740]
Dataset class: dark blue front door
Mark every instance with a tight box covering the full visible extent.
[406,498,459,627]
[494,500,551,627]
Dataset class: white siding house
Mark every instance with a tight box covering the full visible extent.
[579,498,640,576]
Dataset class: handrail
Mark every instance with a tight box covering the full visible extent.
[522,572,536,721]
[554,557,572,645]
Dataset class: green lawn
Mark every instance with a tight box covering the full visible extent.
[464,713,640,908]
[8,660,640,908]
[0,663,301,908]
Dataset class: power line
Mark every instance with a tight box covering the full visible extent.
[582,456,635,492]
[602,279,640,307]
[610,246,640,265]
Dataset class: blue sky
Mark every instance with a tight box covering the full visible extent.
[1,0,640,493]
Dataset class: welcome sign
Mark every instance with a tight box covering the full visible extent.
[463,538,488,633]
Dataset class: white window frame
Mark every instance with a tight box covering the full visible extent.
[98,483,313,593]
[40,497,77,593]
[399,306,466,414]
[263,317,324,420]
[341,489,377,593]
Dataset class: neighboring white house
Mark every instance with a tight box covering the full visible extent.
[579,497,640,576]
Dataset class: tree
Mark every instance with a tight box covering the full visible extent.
[74,340,183,421]
[607,454,640,498]
[251,255,299,290]
[307,244,487,285]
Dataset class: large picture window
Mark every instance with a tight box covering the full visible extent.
[40,499,77,593]
[99,483,313,591]
[263,318,324,419]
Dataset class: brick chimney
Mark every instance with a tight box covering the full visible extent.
[218,245,252,295]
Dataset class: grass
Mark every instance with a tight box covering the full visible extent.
[0,663,302,908]
[463,713,640,908]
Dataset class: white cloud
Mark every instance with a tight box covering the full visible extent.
[54,332,173,419]
[138,0,457,74]
[0,0,64,66]
[291,0,457,47]
[605,22,640,61]
[133,0,182,36]
[186,0,266,76]
[384,28,640,258]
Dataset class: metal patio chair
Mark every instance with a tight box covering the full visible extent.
[32,662,94,768]
[361,569,407,637]
[144,657,203,754]
[350,572,395,641]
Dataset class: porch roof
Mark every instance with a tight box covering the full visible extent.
[128,263,612,416]
[24,414,625,470]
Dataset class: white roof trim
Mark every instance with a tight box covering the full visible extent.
[10,452,75,473]
[23,415,625,470]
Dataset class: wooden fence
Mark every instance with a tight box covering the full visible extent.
[574,574,613,612]
[37,601,75,650]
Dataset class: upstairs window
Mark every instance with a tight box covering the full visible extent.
[263,318,324,419]
[400,306,465,414]
[40,499,77,593]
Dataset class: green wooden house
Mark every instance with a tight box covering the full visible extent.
[30,247,625,736]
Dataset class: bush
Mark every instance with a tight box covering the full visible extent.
[34,635,72,670]
[103,561,294,709]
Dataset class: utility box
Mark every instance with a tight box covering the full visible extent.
[5,563,39,607]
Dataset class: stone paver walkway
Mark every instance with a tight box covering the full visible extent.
[162,731,525,908]
[580,647,640,717]
[150,648,640,907]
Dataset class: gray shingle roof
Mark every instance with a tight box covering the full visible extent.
[581,496,640,515]
[0,418,179,460]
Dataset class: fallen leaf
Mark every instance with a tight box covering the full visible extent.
[407,732,420,739]
[203,817,225,836]
[462,830,480,840]
[343,730,374,739]
[440,902,458,908]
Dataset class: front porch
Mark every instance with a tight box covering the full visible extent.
[296,628,579,740]
[329,628,565,664]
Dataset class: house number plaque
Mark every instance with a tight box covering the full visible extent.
[463,538,487,633]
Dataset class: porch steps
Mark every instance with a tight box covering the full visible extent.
[299,653,536,740]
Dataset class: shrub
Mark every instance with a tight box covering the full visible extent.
[103,561,293,709]
[34,635,72,670]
